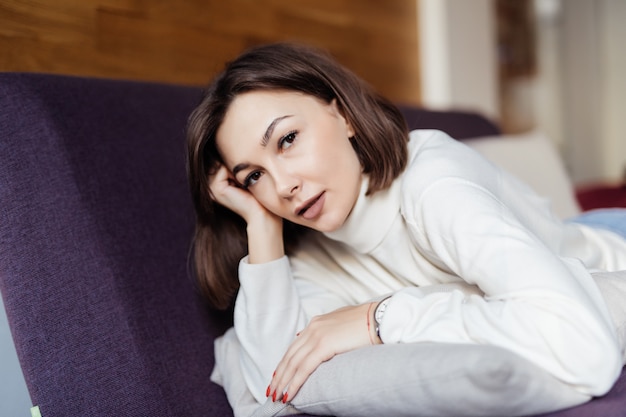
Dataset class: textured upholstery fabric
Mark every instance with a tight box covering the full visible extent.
[0,73,233,416]
[397,104,501,140]
[0,73,624,417]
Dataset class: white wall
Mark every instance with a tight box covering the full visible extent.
[533,0,565,148]
[418,0,499,121]
[420,0,626,185]
[558,0,605,183]
[536,0,626,184]
[599,0,626,182]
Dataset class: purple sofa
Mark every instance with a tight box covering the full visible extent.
[0,73,624,417]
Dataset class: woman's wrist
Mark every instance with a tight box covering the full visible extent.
[246,213,285,264]
[372,296,392,343]
[367,302,383,345]
[367,297,392,344]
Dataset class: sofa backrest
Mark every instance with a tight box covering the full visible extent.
[397,104,500,139]
[0,73,233,416]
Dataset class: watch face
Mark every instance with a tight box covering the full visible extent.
[375,297,391,325]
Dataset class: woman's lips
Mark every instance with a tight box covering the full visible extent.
[298,192,325,220]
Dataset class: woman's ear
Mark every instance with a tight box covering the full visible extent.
[330,98,356,138]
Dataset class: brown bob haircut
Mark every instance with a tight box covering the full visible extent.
[187,43,409,309]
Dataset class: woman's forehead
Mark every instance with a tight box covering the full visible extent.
[228,90,322,113]
[215,91,296,163]
[219,91,331,139]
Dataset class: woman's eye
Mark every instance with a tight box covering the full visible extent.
[243,171,262,189]
[278,131,297,151]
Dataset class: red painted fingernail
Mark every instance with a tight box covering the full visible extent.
[273,371,276,377]
[272,390,277,402]
[266,385,271,397]
[282,392,289,404]
[296,332,301,336]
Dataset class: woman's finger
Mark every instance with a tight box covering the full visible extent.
[268,303,377,403]
[208,164,261,219]
[268,329,312,401]
[277,339,334,402]
[208,165,234,198]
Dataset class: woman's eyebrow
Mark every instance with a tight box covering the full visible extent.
[261,115,292,146]
[232,115,294,176]
[232,163,249,177]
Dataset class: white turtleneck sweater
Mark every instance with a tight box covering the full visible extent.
[233,129,626,404]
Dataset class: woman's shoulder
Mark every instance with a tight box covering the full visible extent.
[406,129,481,167]
[400,129,505,210]
[403,130,489,186]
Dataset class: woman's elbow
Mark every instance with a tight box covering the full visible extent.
[564,333,622,396]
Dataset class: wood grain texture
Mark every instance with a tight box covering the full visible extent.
[0,0,421,104]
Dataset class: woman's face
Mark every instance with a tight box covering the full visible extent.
[216,90,363,232]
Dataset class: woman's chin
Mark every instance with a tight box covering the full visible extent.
[301,215,346,233]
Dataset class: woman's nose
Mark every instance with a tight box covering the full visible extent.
[276,178,299,198]
[274,167,299,198]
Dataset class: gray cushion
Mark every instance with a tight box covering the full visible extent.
[289,343,588,417]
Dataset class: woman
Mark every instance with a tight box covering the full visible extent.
[187,42,626,408]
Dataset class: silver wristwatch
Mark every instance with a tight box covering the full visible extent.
[374,296,392,341]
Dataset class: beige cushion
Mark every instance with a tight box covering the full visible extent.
[466,130,581,219]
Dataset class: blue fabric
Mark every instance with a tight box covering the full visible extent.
[570,209,626,240]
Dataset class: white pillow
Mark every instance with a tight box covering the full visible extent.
[466,130,581,219]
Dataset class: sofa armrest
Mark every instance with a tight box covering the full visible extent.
[0,73,233,416]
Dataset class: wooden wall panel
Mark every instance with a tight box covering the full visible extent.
[0,0,421,104]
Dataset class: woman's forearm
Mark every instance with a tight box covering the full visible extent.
[246,213,285,264]
[234,256,307,403]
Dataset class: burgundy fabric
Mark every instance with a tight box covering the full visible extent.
[1,72,623,417]
[576,183,626,211]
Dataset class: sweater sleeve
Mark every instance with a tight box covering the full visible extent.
[234,255,347,403]
[383,177,622,396]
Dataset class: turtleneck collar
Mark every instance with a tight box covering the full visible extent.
[323,174,403,254]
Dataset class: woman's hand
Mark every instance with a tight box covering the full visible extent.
[267,302,380,403]
[209,164,266,223]
[209,164,284,263]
